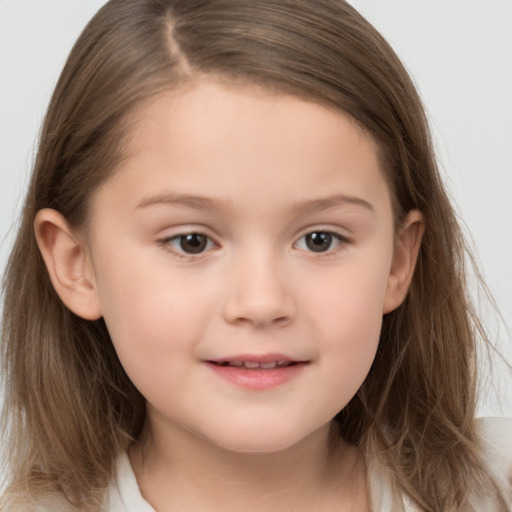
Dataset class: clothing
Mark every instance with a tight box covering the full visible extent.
[3,417,511,511]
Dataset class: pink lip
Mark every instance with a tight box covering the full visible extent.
[205,354,309,390]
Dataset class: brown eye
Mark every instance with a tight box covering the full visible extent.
[179,233,208,254]
[294,231,346,254]
[305,232,334,252]
[162,232,216,256]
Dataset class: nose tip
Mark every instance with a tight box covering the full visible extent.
[223,290,293,328]
[221,259,294,328]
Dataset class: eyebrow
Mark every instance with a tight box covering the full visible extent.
[136,193,374,214]
[136,194,226,211]
[292,194,374,214]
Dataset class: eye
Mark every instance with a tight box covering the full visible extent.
[295,231,346,253]
[162,233,217,256]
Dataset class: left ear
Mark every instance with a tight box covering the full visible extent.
[383,210,424,314]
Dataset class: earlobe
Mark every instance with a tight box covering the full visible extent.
[34,208,102,320]
[383,210,425,314]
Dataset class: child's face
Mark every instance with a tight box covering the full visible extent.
[86,80,399,453]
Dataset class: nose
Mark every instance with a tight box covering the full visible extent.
[221,250,295,328]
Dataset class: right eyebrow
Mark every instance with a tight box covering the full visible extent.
[136,193,228,212]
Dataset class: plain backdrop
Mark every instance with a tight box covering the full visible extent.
[0,1,511,416]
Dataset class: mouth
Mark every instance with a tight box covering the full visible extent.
[208,360,300,369]
[205,355,309,390]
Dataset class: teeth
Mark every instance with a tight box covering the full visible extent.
[215,360,295,368]
[213,360,297,368]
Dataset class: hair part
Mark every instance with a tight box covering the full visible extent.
[1,1,509,510]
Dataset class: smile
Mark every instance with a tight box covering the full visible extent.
[205,355,309,390]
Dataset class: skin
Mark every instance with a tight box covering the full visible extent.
[35,80,423,511]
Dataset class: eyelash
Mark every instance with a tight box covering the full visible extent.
[158,229,350,259]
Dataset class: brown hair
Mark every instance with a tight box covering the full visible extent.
[1,0,510,510]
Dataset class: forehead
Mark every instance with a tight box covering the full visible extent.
[95,79,391,218]
[125,78,374,152]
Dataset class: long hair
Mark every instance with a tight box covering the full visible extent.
[1,1,509,509]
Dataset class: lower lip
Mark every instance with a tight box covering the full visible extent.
[206,362,307,390]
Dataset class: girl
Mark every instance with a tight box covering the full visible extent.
[1,0,511,510]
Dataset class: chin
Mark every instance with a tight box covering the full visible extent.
[203,422,326,455]
[218,438,297,454]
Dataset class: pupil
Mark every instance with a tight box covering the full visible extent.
[180,234,207,254]
[306,232,332,252]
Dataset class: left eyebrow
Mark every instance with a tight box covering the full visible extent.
[292,194,374,215]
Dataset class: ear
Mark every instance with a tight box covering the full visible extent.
[34,208,102,320]
[383,210,424,314]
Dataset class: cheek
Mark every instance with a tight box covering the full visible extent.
[323,297,382,400]
[314,302,382,417]
[306,250,391,340]
[302,251,392,402]
[92,248,214,381]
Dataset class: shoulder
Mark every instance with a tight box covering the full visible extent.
[476,417,512,489]
[477,416,512,450]
[0,453,143,512]
[367,417,512,512]
[0,492,75,512]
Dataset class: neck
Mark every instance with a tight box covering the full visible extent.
[129,417,369,512]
